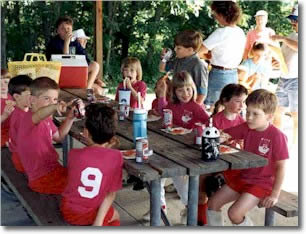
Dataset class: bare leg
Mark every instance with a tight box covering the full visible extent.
[291,111,298,144]
[273,106,286,130]
[109,208,120,223]
[227,192,260,224]
[87,61,100,89]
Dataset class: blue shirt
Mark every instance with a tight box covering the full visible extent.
[46,35,90,64]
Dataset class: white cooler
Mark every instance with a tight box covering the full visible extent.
[51,54,88,88]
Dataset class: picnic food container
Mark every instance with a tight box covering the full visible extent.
[202,118,220,161]
[133,108,147,144]
[51,54,88,88]
[8,53,61,83]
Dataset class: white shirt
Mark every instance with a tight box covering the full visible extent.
[281,32,298,79]
[203,26,246,69]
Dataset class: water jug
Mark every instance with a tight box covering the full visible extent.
[202,118,220,161]
[133,108,147,144]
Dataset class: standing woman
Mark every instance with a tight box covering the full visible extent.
[199,1,246,111]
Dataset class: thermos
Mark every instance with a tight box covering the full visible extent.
[133,108,147,144]
[202,118,220,161]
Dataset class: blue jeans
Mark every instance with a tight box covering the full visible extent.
[276,78,298,112]
[204,68,238,106]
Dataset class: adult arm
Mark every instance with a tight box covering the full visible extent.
[93,192,116,226]
[271,35,298,52]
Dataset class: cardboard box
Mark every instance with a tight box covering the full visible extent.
[51,55,88,88]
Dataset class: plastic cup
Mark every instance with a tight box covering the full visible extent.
[118,89,131,106]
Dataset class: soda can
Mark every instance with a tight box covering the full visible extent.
[73,99,85,119]
[163,109,173,129]
[194,122,205,145]
[135,137,144,163]
[119,103,125,121]
[86,89,95,102]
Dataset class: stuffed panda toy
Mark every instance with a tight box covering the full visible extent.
[202,118,220,161]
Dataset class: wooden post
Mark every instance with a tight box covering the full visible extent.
[95,1,103,81]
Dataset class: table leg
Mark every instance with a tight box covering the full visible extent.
[150,179,161,226]
[62,136,69,167]
[69,135,74,149]
[187,175,199,226]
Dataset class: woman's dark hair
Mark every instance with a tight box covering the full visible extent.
[85,103,117,144]
[211,1,241,25]
[212,83,248,115]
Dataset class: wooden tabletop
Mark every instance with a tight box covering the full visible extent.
[59,88,268,180]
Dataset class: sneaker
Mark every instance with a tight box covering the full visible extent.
[164,184,177,193]
[180,207,187,224]
[142,205,167,221]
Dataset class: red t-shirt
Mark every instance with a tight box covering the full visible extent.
[61,146,123,214]
[1,95,13,146]
[17,111,60,181]
[158,97,209,129]
[115,81,147,108]
[9,107,27,153]
[224,123,289,190]
[151,98,158,112]
[213,110,245,131]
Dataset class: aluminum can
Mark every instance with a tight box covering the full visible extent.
[86,89,95,102]
[135,137,149,163]
[194,123,205,145]
[163,109,173,129]
[119,103,125,121]
[73,99,85,119]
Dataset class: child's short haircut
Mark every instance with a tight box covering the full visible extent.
[246,89,278,114]
[30,77,59,97]
[171,71,197,104]
[85,103,117,144]
[56,16,73,29]
[8,75,32,96]
[174,30,203,52]
[213,83,248,115]
[120,57,143,81]
[252,42,266,52]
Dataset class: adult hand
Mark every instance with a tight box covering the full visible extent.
[63,31,73,44]
[270,35,284,43]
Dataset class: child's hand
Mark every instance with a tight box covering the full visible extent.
[3,101,16,117]
[160,48,172,62]
[125,77,132,89]
[155,80,167,98]
[259,194,279,208]
[220,131,231,143]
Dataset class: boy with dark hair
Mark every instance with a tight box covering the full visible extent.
[46,16,102,94]
[60,103,123,226]
[207,89,289,226]
[159,29,209,105]
[7,75,33,172]
[16,76,79,194]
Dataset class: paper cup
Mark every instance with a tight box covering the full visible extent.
[118,89,131,106]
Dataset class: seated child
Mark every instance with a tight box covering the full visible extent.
[46,16,102,94]
[1,69,14,147]
[143,71,209,223]
[60,103,123,226]
[207,89,289,226]
[238,43,271,92]
[7,75,33,172]
[159,29,209,105]
[115,57,147,109]
[16,77,79,194]
[197,84,248,225]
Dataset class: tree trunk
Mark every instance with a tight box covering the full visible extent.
[1,3,7,68]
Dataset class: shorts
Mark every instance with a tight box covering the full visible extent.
[227,177,271,199]
[12,152,25,173]
[29,165,68,194]
[60,200,119,226]
[275,78,298,112]
[205,68,238,106]
[223,169,241,183]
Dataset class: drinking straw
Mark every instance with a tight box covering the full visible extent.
[123,78,126,90]
[137,92,141,108]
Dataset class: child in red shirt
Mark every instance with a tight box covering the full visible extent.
[7,75,33,172]
[197,84,248,225]
[16,77,79,194]
[61,103,123,226]
[115,57,147,109]
[1,69,14,147]
[207,89,289,226]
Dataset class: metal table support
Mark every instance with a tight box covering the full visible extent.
[187,175,199,226]
[150,179,161,226]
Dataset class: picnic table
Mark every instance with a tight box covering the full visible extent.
[58,88,268,226]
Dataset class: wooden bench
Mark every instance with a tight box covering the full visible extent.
[1,148,68,226]
[264,190,298,226]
